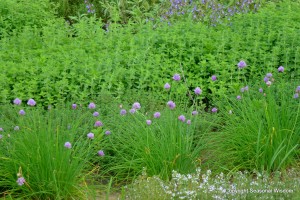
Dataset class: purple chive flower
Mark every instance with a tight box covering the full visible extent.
[0,128,3,131]
[88,102,96,109]
[186,119,191,125]
[120,109,127,115]
[164,83,171,90]
[194,87,202,95]
[16,177,26,186]
[259,88,263,93]
[13,98,22,105]
[94,120,103,127]
[212,107,218,113]
[130,108,136,114]
[211,75,217,81]
[154,112,161,118]
[173,74,181,81]
[296,86,300,93]
[278,66,284,72]
[132,102,141,110]
[72,104,77,109]
[64,142,72,149]
[167,100,176,109]
[240,87,245,93]
[14,126,19,131]
[244,86,249,91]
[105,130,111,135]
[263,77,269,82]
[237,95,242,100]
[178,115,186,122]
[237,60,247,69]
[27,99,36,106]
[146,120,152,125]
[19,110,25,115]
[266,73,272,78]
[93,112,99,117]
[87,133,94,139]
[192,110,198,115]
[98,150,105,156]
[294,93,299,99]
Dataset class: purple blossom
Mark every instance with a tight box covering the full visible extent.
[19,110,25,115]
[278,66,284,72]
[186,119,191,125]
[212,107,218,113]
[194,87,202,95]
[93,112,99,117]
[0,128,3,131]
[263,77,269,82]
[132,102,141,110]
[178,115,186,122]
[211,75,217,81]
[266,73,272,78]
[237,60,247,69]
[14,126,20,131]
[16,177,26,186]
[296,86,300,93]
[72,104,77,109]
[240,87,245,93]
[87,133,94,139]
[130,108,136,114]
[294,93,299,99]
[173,74,181,81]
[94,121,103,127]
[98,150,105,156]
[120,109,127,115]
[164,83,171,90]
[64,142,72,149]
[146,120,152,125]
[27,99,36,106]
[88,102,96,109]
[105,130,111,135]
[244,86,249,91]
[259,88,263,93]
[237,95,242,100]
[192,110,198,115]
[154,112,161,118]
[167,101,176,109]
[13,98,22,105]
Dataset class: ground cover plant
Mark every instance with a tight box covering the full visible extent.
[0,0,300,199]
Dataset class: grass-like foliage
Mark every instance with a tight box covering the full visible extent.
[0,103,104,199]
[210,72,300,173]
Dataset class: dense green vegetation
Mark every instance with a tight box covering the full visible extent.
[0,0,299,199]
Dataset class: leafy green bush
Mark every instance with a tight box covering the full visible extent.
[1,0,300,107]
[0,103,105,199]
[0,0,56,38]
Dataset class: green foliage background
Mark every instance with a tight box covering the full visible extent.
[0,0,300,107]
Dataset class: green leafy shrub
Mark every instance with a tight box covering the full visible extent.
[1,1,300,107]
[0,0,56,38]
